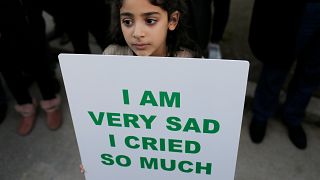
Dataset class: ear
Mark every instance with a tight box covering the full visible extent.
[168,11,180,31]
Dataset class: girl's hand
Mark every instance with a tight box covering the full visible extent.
[80,164,85,174]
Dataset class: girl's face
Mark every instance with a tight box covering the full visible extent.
[120,0,178,56]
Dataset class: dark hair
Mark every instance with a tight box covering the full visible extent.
[110,0,202,57]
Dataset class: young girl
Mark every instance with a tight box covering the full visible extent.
[81,0,201,173]
[103,0,202,58]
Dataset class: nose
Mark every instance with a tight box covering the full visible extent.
[132,23,145,39]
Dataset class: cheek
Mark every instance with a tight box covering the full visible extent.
[156,26,168,42]
[120,25,130,39]
[120,26,126,36]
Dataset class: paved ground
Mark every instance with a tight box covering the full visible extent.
[1,0,320,179]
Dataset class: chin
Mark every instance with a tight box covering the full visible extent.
[134,51,152,56]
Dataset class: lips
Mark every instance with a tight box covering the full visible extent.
[132,43,149,50]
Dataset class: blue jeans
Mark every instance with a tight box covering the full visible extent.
[253,2,320,126]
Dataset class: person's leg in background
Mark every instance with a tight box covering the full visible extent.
[0,0,62,135]
[187,0,212,56]
[52,0,91,54]
[87,0,112,51]
[208,0,231,59]
[24,0,62,131]
[187,0,230,58]
[282,2,320,149]
[44,0,69,44]
[250,63,292,143]
[0,0,38,135]
[1,68,37,136]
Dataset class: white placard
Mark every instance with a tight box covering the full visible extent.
[59,54,249,180]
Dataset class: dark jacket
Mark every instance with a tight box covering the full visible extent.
[248,0,305,65]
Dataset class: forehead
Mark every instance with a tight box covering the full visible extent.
[120,0,167,15]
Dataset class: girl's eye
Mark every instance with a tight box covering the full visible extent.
[146,19,157,25]
[122,19,133,26]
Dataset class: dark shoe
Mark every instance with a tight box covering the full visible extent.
[287,124,307,150]
[249,120,267,143]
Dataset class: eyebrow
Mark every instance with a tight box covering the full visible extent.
[120,11,161,17]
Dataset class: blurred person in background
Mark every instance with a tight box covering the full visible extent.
[44,0,112,54]
[0,0,62,136]
[248,0,320,150]
[187,0,231,58]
